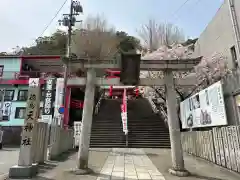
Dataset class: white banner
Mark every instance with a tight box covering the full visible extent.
[74,121,82,147]
[53,78,64,125]
[42,78,55,124]
[121,89,128,135]
[121,112,128,134]
[180,81,227,129]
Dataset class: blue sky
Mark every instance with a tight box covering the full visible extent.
[0,0,224,52]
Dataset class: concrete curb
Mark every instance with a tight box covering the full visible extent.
[0,173,8,180]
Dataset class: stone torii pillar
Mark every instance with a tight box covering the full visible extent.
[76,68,96,174]
[164,70,188,176]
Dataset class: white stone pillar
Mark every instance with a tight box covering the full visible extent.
[9,78,41,178]
[32,123,40,163]
[43,125,50,161]
[38,122,48,164]
[164,71,189,176]
[76,69,96,172]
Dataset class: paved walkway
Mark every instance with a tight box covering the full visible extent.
[3,148,240,180]
[98,148,165,180]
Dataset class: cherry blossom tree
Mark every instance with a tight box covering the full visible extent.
[141,42,231,125]
[142,43,231,101]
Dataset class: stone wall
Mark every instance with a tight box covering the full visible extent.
[222,71,240,125]
[1,126,22,146]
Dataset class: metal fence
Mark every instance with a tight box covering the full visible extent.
[181,126,240,172]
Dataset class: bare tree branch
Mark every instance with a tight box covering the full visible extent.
[138,19,185,52]
[72,14,119,60]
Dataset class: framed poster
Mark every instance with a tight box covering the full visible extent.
[180,81,227,129]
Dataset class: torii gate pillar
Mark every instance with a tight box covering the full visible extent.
[76,68,96,173]
[164,70,189,176]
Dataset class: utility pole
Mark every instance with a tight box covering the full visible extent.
[59,0,83,126]
[228,0,240,67]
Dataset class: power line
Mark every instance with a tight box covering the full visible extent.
[26,0,68,50]
[171,0,204,23]
[38,0,68,38]
[167,0,193,20]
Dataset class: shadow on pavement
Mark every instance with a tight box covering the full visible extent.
[48,150,76,162]
[90,149,158,157]
[190,174,227,180]
[30,176,55,180]
[0,148,17,152]
[38,162,57,174]
[38,150,76,174]
[94,172,137,180]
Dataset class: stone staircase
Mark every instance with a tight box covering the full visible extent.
[90,99,125,148]
[127,99,170,148]
[90,98,170,148]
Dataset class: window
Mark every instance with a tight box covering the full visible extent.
[17,90,28,101]
[15,107,26,119]
[3,90,14,101]
[231,46,237,67]
[0,66,4,77]
[113,73,120,77]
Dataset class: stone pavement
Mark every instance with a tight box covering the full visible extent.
[98,148,165,180]
[0,148,19,177]
[2,148,240,180]
[146,148,240,180]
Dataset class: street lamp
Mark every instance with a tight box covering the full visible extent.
[58,0,83,128]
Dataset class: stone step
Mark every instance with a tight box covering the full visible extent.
[90,99,170,148]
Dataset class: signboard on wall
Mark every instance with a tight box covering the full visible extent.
[2,102,11,121]
[180,81,227,129]
[42,78,55,123]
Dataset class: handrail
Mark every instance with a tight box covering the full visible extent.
[159,104,168,127]
[94,90,105,114]
[147,96,159,113]
[147,96,168,126]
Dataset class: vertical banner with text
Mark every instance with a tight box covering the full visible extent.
[42,78,55,124]
[18,78,40,166]
[121,88,128,135]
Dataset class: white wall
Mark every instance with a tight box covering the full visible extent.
[194,0,240,69]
